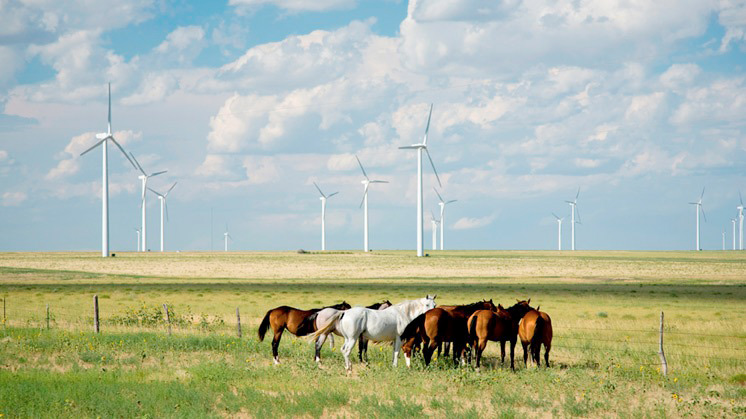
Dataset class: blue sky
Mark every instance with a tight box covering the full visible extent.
[1,0,745,252]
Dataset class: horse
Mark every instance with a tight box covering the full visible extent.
[400,300,496,367]
[519,305,553,367]
[257,301,351,364]
[309,300,392,362]
[311,295,437,371]
[467,299,533,370]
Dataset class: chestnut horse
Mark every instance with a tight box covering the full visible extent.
[400,300,496,367]
[467,300,533,370]
[258,301,351,364]
[519,305,553,367]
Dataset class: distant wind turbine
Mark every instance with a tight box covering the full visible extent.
[565,188,581,251]
[732,217,738,250]
[723,229,726,251]
[434,188,456,250]
[552,213,565,251]
[223,224,232,252]
[130,153,167,252]
[688,188,706,251]
[147,182,177,253]
[356,155,388,252]
[79,83,138,257]
[314,182,338,251]
[134,228,141,252]
[430,211,440,251]
[399,104,442,257]
[738,192,744,250]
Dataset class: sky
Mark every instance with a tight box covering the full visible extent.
[1,0,745,252]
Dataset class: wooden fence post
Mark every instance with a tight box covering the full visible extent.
[163,304,171,336]
[236,307,242,339]
[94,295,100,333]
[658,311,668,376]
[46,304,50,330]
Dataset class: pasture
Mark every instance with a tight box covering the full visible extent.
[0,250,744,417]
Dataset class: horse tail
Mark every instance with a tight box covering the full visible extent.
[531,313,544,355]
[258,309,272,342]
[400,312,426,341]
[310,310,344,340]
[296,312,318,337]
[468,314,479,345]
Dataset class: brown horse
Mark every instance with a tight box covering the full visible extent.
[258,301,351,364]
[519,305,553,367]
[400,300,496,367]
[467,299,533,370]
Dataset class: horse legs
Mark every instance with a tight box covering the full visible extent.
[341,337,357,372]
[444,342,451,357]
[328,334,335,349]
[544,343,551,368]
[436,342,442,357]
[475,339,487,369]
[509,338,516,371]
[500,341,506,364]
[271,329,283,365]
[358,336,368,363]
[521,341,529,367]
[423,340,438,366]
[314,333,328,363]
[392,336,402,367]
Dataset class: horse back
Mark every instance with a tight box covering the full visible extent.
[519,310,540,344]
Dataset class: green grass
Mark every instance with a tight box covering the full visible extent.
[0,251,745,417]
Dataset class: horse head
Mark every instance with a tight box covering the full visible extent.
[424,295,437,310]
[330,301,351,310]
[508,299,534,320]
[381,300,393,309]
[483,299,497,311]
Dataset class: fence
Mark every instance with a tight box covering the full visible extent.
[2,296,744,373]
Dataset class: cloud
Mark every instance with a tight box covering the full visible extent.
[242,156,279,184]
[1,191,27,206]
[153,26,206,65]
[453,214,495,230]
[229,0,356,12]
[46,130,142,180]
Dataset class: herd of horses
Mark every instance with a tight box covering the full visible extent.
[257,296,553,372]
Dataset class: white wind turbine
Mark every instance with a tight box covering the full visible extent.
[134,228,141,252]
[723,229,726,251]
[129,153,167,252]
[732,217,738,250]
[314,182,338,251]
[147,182,177,253]
[565,188,581,251]
[79,83,138,257]
[737,192,744,250]
[688,188,706,251]
[433,188,456,251]
[223,224,232,252]
[399,104,442,257]
[356,155,388,252]
[430,211,440,250]
[552,213,565,251]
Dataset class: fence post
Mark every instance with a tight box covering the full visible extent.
[163,304,172,336]
[658,311,668,376]
[94,295,100,333]
[236,307,242,339]
[46,304,50,330]
[2,297,5,329]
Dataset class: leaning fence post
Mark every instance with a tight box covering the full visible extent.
[236,307,242,339]
[93,295,100,333]
[46,304,50,330]
[163,304,172,336]
[658,311,668,376]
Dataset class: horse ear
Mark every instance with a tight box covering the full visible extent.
[516,299,520,303]
[498,304,504,309]
[527,298,531,304]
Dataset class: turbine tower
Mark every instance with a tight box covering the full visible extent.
[723,229,726,251]
[223,224,232,252]
[313,182,338,251]
[130,153,167,252]
[738,192,744,250]
[430,211,440,250]
[134,228,141,252]
[688,188,706,251]
[79,83,138,257]
[732,217,738,250]
[552,213,565,251]
[565,188,581,251]
[398,104,442,257]
[434,188,457,250]
[356,155,388,252]
[147,182,177,252]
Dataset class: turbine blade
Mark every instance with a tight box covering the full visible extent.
[79,138,106,156]
[328,192,339,198]
[150,170,167,177]
[141,178,147,202]
[165,200,169,222]
[740,190,743,206]
[701,205,707,222]
[423,103,433,145]
[166,182,177,196]
[108,83,112,129]
[575,206,581,224]
[446,199,457,204]
[575,187,580,200]
[398,145,420,149]
[129,152,146,175]
[313,181,325,197]
[109,138,137,170]
[700,187,705,201]
[360,183,369,208]
[146,186,162,197]
[552,212,560,220]
[95,133,108,140]
[565,200,574,204]
[355,155,369,180]
[431,210,436,220]
[433,187,444,203]
[370,180,388,183]
[424,148,442,188]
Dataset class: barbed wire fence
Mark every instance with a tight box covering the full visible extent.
[2,296,744,372]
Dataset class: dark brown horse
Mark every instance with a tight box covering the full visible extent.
[258,301,351,364]
[400,300,496,367]
[467,299,533,370]
[519,305,553,367]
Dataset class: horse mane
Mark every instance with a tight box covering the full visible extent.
[324,301,350,310]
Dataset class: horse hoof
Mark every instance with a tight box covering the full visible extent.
[273,358,280,365]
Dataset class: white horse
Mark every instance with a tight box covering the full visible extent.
[312,300,392,363]
[312,295,437,371]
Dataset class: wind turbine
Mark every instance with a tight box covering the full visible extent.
[723,229,726,251]
[565,188,581,251]
[223,224,232,252]
[552,213,565,251]
[430,211,440,250]
[738,192,744,250]
[688,188,706,251]
[134,228,141,252]
[130,153,167,252]
[356,155,388,252]
[313,182,338,251]
[399,104,442,257]
[732,217,738,250]
[433,188,457,250]
[79,83,138,257]
[147,182,177,253]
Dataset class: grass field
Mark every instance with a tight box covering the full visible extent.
[1,250,745,417]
